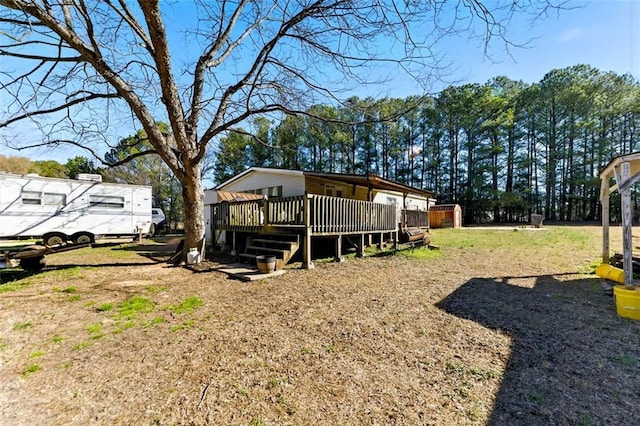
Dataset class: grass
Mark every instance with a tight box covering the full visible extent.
[0,276,36,293]
[117,296,155,320]
[44,267,85,280]
[13,321,32,330]
[113,321,136,334]
[1,225,635,424]
[469,366,500,380]
[143,317,165,328]
[72,341,92,351]
[445,361,465,374]
[164,296,204,315]
[431,226,593,252]
[88,245,141,260]
[170,319,196,332]
[398,246,442,260]
[23,364,41,376]
[86,323,104,340]
[96,302,114,312]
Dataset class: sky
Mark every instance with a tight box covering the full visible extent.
[2,0,638,164]
[369,0,639,98]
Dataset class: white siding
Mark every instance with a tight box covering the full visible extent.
[0,173,152,238]
[204,189,218,205]
[372,190,429,210]
[219,170,305,197]
[372,190,430,225]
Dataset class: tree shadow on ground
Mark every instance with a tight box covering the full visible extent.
[436,274,640,425]
[0,262,160,284]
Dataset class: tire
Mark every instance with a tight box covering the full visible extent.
[148,223,156,238]
[72,232,95,245]
[18,246,46,272]
[43,232,67,247]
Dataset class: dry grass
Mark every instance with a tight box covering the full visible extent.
[0,226,639,425]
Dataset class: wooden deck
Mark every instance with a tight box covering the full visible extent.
[211,194,428,268]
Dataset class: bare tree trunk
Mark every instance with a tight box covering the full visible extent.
[180,164,205,262]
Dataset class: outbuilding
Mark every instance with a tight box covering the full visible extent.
[429,204,462,228]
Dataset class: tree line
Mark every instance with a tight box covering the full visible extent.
[215,64,640,224]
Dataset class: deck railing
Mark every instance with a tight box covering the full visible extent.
[212,194,399,235]
[309,195,397,235]
[401,209,429,229]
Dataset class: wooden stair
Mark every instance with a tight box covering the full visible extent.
[239,233,300,269]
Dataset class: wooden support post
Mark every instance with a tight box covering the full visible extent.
[231,231,237,256]
[303,195,314,269]
[335,236,344,262]
[378,232,384,250]
[621,162,633,286]
[602,191,610,264]
[356,233,366,258]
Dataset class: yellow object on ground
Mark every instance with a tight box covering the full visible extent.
[596,263,625,284]
[613,285,640,320]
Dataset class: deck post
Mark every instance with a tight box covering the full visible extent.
[356,233,366,257]
[378,232,384,250]
[302,194,314,269]
[231,231,237,256]
[335,236,344,262]
[621,162,633,286]
[602,191,610,264]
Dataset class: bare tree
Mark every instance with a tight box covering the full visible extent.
[0,0,565,261]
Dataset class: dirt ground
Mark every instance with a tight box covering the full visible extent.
[1,226,639,425]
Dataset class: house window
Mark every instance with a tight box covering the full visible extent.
[268,186,283,197]
[244,186,282,197]
[21,190,42,205]
[89,195,125,208]
[325,185,344,198]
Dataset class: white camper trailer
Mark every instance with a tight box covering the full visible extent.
[0,173,153,246]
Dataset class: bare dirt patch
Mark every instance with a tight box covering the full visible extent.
[1,227,638,425]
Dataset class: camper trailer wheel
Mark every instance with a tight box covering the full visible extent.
[147,223,156,237]
[72,232,95,245]
[43,232,67,247]
[18,247,46,272]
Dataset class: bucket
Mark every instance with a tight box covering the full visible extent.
[595,263,625,284]
[256,255,276,273]
[613,285,640,320]
[186,248,200,265]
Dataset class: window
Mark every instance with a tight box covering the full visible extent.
[325,185,344,198]
[43,193,66,206]
[267,185,283,197]
[89,195,125,208]
[243,186,282,197]
[21,190,67,206]
[21,191,42,205]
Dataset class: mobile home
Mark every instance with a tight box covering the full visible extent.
[0,173,153,246]
[206,168,435,268]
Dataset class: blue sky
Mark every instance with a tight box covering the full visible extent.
[368,0,639,98]
[3,0,638,164]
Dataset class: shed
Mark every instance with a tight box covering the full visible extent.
[599,152,640,286]
[429,204,462,228]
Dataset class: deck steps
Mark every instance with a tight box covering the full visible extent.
[242,233,300,269]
